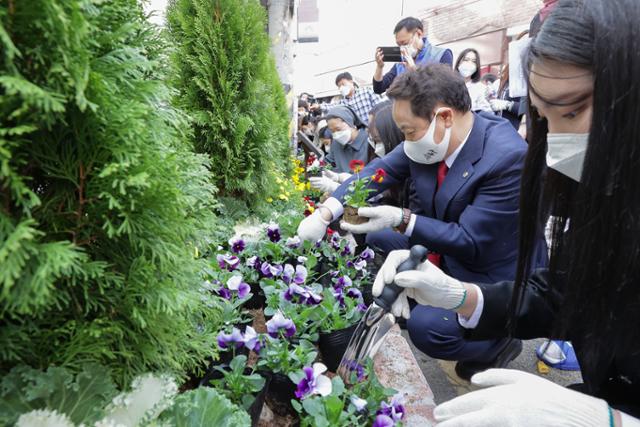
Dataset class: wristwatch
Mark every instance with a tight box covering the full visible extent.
[394,208,412,234]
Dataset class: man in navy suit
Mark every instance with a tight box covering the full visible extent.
[298,64,547,380]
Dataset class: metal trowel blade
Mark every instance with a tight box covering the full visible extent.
[337,303,396,383]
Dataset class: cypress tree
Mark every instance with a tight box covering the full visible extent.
[0,0,221,384]
[167,0,292,207]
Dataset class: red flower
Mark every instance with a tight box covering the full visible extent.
[303,196,311,202]
[327,228,335,236]
[349,159,365,173]
[371,168,387,184]
[304,209,312,217]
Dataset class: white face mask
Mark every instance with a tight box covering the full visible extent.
[403,108,452,164]
[458,62,477,78]
[332,128,352,146]
[546,133,589,182]
[374,142,386,157]
[339,84,352,97]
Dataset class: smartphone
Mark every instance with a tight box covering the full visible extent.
[378,46,403,63]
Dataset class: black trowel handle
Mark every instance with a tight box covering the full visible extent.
[374,245,429,312]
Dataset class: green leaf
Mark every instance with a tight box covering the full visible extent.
[161,387,250,427]
[324,395,344,422]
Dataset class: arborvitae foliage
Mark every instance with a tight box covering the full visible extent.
[167,0,292,206]
[0,0,222,385]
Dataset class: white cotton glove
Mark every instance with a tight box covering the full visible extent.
[434,369,613,427]
[339,206,403,234]
[297,209,330,242]
[309,176,339,193]
[489,99,514,112]
[372,250,467,318]
[323,170,351,183]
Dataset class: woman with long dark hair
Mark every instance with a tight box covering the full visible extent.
[374,0,640,424]
[455,48,492,112]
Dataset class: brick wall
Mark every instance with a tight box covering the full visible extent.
[419,0,541,44]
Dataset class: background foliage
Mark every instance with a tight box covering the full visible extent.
[167,0,292,208]
[0,0,222,385]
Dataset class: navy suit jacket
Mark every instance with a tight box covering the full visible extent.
[332,112,548,284]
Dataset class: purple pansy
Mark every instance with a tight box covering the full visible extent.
[216,286,232,300]
[282,283,323,305]
[243,326,263,353]
[228,237,246,254]
[372,415,395,427]
[346,287,362,300]
[353,259,367,271]
[333,287,345,307]
[217,327,244,350]
[357,302,368,312]
[260,261,283,278]
[217,253,240,271]
[286,236,301,248]
[359,247,375,260]
[341,245,353,256]
[266,224,281,243]
[294,363,332,399]
[266,311,296,338]
[334,275,352,290]
[227,275,250,299]
[377,394,406,422]
[345,360,366,382]
[283,264,308,285]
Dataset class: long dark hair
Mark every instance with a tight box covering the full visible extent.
[511,0,640,391]
[454,48,481,83]
[369,101,404,156]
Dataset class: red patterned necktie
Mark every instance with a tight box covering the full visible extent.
[427,162,449,267]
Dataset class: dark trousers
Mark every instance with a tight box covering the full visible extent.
[366,228,509,363]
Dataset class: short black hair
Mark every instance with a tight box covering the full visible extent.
[298,100,309,109]
[386,64,472,118]
[393,17,423,34]
[481,73,497,84]
[335,72,353,86]
[454,48,482,83]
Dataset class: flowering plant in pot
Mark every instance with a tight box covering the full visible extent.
[203,354,268,426]
[306,153,326,178]
[316,283,367,372]
[291,360,403,427]
[343,162,386,225]
[257,312,318,415]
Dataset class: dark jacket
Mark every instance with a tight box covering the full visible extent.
[373,38,453,94]
[469,269,640,418]
[332,112,548,283]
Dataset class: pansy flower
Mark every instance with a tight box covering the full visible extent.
[294,363,332,399]
[266,224,281,243]
[350,395,368,412]
[243,326,263,353]
[349,159,365,173]
[266,312,296,338]
[217,327,244,350]
[282,264,308,285]
[372,415,394,427]
[286,235,301,248]
[216,253,240,271]
[228,237,246,254]
[377,394,406,422]
[371,168,387,184]
[260,261,283,278]
[359,247,375,260]
[226,275,250,299]
[334,275,352,289]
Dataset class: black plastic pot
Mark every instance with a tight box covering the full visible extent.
[243,282,266,309]
[200,367,270,427]
[318,323,358,372]
[265,372,297,416]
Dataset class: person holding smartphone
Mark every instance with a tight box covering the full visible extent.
[372,17,453,95]
[375,0,640,424]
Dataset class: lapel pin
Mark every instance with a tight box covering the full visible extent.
[462,171,469,178]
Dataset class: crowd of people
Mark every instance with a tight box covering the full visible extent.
[295,0,640,425]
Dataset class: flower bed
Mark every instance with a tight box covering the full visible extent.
[205,221,408,426]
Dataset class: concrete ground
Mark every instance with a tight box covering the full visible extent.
[401,331,583,404]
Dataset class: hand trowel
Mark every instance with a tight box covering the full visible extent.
[337,245,428,382]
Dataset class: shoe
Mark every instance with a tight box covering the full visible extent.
[455,339,523,381]
[536,340,581,371]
